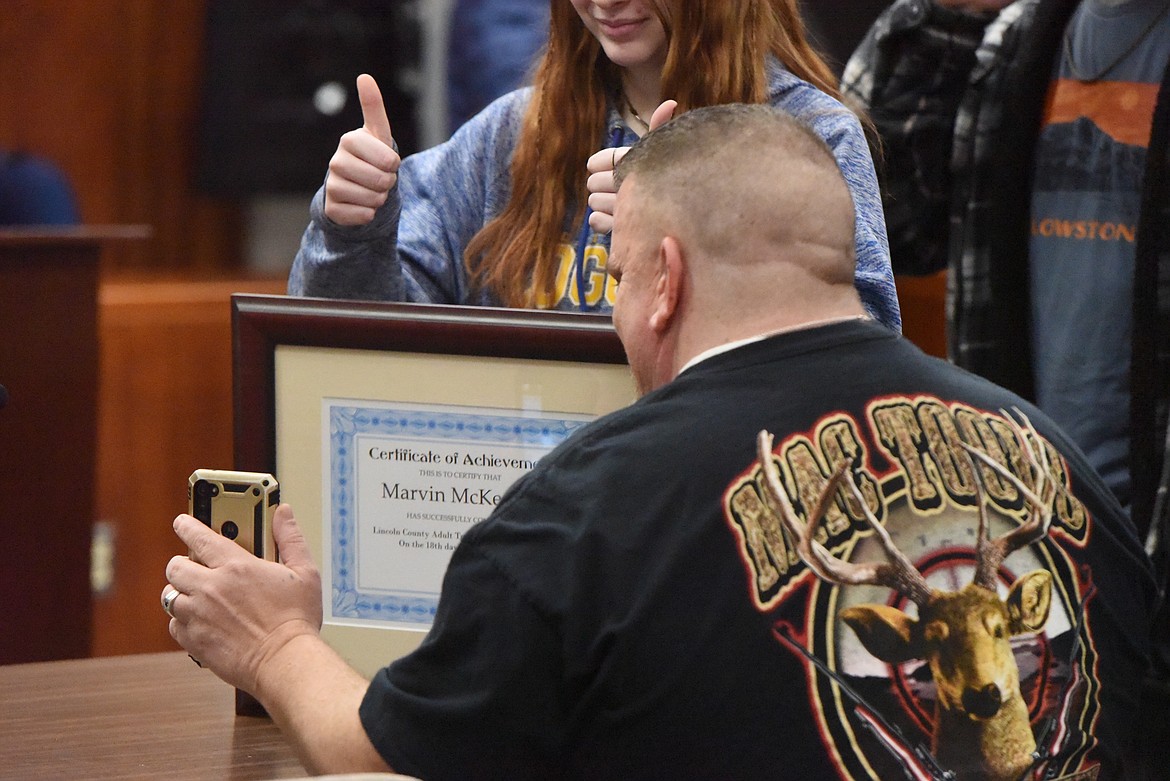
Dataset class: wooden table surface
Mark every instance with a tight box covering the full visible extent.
[0,651,306,780]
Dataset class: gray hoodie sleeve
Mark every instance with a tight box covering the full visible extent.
[288,89,530,304]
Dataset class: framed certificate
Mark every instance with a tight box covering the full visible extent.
[232,295,635,678]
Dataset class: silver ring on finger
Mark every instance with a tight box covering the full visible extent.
[161,587,180,618]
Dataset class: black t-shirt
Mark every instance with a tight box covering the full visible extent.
[360,321,1155,780]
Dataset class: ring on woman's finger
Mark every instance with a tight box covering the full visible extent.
[161,587,180,618]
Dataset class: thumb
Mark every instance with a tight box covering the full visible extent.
[356,73,393,145]
[649,100,677,132]
[272,504,315,570]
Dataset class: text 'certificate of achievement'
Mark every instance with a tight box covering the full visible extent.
[325,400,594,631]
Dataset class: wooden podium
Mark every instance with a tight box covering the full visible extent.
[0,226,147,664]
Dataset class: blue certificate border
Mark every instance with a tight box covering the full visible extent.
[328,403,590,625]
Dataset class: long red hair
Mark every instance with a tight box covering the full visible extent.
[464,0,839,308]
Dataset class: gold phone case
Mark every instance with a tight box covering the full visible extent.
[187,469,279,561]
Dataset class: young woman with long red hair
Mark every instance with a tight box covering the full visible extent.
[289,0,901,330]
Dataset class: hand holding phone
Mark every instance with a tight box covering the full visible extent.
[184,469,280,714]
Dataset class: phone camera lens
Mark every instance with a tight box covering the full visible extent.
[221,521,239,540]
[195,481,220,498]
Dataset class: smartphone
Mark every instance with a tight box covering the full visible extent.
[186,469,279,715]
[187,469,279,561]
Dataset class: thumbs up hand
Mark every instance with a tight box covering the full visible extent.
[585,100,677,234]
[323,74,401,226]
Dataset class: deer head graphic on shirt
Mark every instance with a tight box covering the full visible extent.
[755,410,1060,781]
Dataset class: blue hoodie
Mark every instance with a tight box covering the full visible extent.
[289,61,901,331]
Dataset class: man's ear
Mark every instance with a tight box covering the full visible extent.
[649,236,683,333]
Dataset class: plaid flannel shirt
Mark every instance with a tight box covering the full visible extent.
[843,0,1170,544]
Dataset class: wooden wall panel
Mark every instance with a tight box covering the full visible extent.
[896,271,948,359]
[92,276,285,657]
[0,0,242,272]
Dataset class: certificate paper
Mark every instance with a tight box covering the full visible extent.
[326,400,593,630]
[272,340,635,677]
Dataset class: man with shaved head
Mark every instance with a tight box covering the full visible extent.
[608,103,865,395]
[164,105,1156,779]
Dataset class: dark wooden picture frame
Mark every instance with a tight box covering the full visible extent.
[232,294,629,476]
[229,295,631,712]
